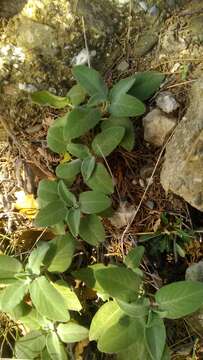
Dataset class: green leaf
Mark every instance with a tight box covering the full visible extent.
[124,246,145,271]
[110,76,137,99]
[67,84,86,106]
[109,93,146,117]
[72,65,108,98]
[53,280,82,311]
[79,191,111,214]
[46,332,67,360]
[0,255,23,284]
[15,331,46,359]
[87,93,107,107]
[101,116,135,151]
[95,266,141,302]
[98,315,146,353]
[41,348,53,360]
[72,264,113,298]
[92,127,125,157]
[161,346,171,360]
[45,234,76,272]
[85,163,114,194]
[117,298,150,318]
[35,200,67,227]
[128,72,165,101]
[81,156,96,181]
[63,108,101,141]
[29,276,69,322]
[66,208,81,237]
[56,159,82,182]
[145,316,166,360]
[26,242,50,275]
[79,214,105,245]
[89,300,124,341]
[10,302,47,330]
[155,281,203,319]
[57,322,89,343]
[37,180,59,207]
[1,281,29,311]
[66,143,90,159]
[117,341,150,360]
[47,116,68,154]
[57,180,77,207]
[31,91,70,108]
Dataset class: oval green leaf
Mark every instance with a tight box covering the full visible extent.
[101,116,135,151]
[85,163,114,194]
[109,93,146,117]
[124,246,145,271]
[45,234,76,273]
[66,143,90,159]
[128,72,165,101]
[29,276,69,322]
[81,156,96,181]
[57,322,89,343]
[79,191,111,214]
[35,200,67,227]
[52,280,82,311]
[0,255,23,284]
[63,108,101,141]
[15,331,46,360]
[67,84,86,106]
[57,180,77,207]
[155,281,203,319]
[31,90,70,109]
[66,208,81,237]
[72,65,108,98]
[95,266,141,302]
[56,159,82,180]
[79,214,105,246]
[46,332,67,360]
[1,281,29,312]
[26,242,50,275]
[92,126,125,157]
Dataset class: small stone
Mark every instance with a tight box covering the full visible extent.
[146,200,154,209]
[138,1,148,12]
[143,108,177,147]
[71,48,96,66]
[186,261,203,282]
[148,5,159,16]
[117,60,129,72]
[156,91,179,113]
[18,83,37,93]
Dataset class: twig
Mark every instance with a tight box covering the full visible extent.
[120,128,177,256]
[81,16,90,68]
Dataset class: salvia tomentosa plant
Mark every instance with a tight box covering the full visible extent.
[1,66,203,359]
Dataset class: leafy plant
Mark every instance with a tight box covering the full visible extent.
[0,66,178,358]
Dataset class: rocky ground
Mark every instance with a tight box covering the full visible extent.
[1,0,203,358]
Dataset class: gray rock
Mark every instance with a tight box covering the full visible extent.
[186,261,203,282]
[156,91,179,113]
[16,18,57,56]
[161,78,203,211]
[133,31,158,57]
[143,108,177,147]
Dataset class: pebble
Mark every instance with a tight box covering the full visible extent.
[146,200,155,209]
[117,60,129,72]
[156,91,179,113]
[18,83,37,93]
[148,5,159,16]
[71,48,96,66]
[138,1,148,12]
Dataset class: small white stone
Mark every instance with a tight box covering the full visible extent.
[117,60,129,72]
[18,83,37,93]
[156,91,179,113]
[138,1,148,11]
[71,48,96,66]
[143,108,177,147]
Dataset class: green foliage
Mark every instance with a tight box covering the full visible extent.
[5,65,198,359]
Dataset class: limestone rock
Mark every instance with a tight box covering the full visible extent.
[16,18,57,56]
[143,108,177,147]
[156,91,179,113]
[160,78,203,211]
